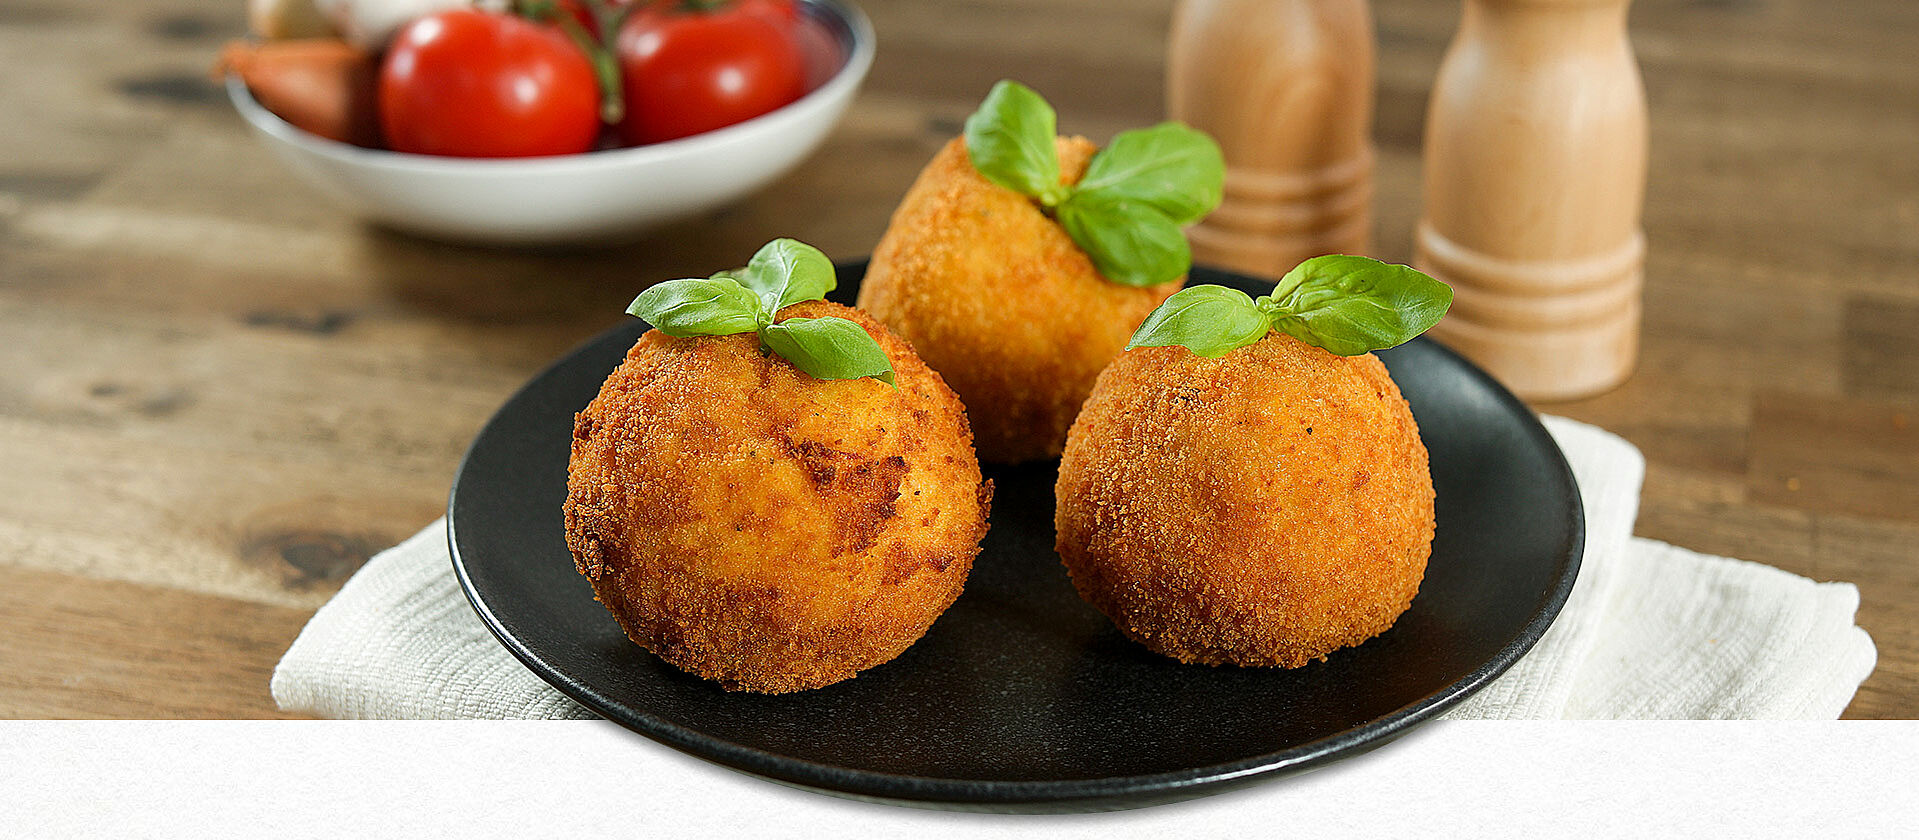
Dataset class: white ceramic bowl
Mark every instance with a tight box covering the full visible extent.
[228,0,874,244]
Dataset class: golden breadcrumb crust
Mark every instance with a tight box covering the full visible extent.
[564,301,990,693]
[1054,334,1435,667]
[858,136,1182,463]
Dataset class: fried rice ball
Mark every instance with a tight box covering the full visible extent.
[563,301,991,693]
[1054,333,1435,667]
[857,136,1182,463]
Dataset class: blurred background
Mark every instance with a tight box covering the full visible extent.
[0,0,1914,717]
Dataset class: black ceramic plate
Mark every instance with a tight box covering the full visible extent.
[449,263,1583,812]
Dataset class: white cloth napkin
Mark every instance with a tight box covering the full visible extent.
[272,416,1877,720]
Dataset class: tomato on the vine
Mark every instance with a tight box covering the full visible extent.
[553,0,601,37]
[614,0,808,145]
[553,0,633,38]
[379,9,601,158]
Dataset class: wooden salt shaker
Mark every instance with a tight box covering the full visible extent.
[1416,0,1647,401]
[1168,0,1375,281]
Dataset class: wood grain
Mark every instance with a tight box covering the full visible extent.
[0,566,311,718]
[1,0,1915,719]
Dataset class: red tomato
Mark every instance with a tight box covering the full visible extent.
[730,0,801,25]
[380,9,600,158]
[615,0,807,145]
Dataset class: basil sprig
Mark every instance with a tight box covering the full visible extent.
[760,318,896,385]
[963,80,1069,207]
[1127,255,1453,358]
[963,80,1224,288]
[627,239,896,386]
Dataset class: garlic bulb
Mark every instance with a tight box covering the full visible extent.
[313,0,507,51]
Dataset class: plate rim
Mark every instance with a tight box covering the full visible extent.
[447,261,1585,810]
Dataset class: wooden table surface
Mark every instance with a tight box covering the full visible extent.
[1,0,1913,719]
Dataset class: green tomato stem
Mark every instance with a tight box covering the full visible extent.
[554,13,625,125]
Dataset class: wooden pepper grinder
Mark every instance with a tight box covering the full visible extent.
[1167,0,1376,281]
[1416,0,1647,401]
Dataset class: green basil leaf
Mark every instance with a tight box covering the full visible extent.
[1126,284,1271,358]
[1074,122,1224,225]
[1262,255,1454,355]
[963,80,1067,206]
[759,316,897,386]
[733,237,836,316]
[626,276,762,337]
[1055,191,1191,288]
